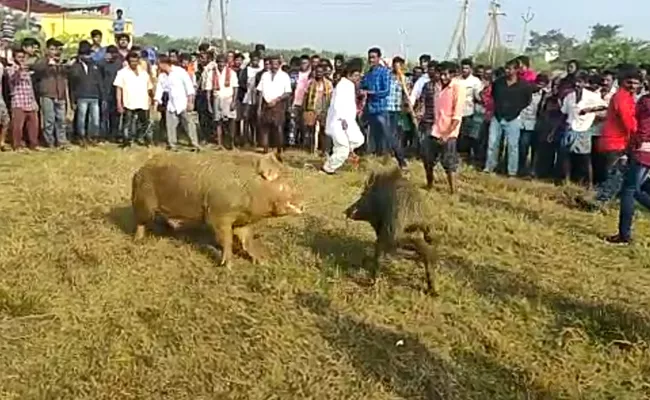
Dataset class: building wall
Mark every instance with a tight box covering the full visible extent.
[39,14,134,45]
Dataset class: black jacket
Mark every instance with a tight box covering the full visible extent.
[99,60,121,104]
[68,59,104,103]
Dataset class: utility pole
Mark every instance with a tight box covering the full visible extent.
[475,0,506,66]
[398,28,407,58]
[25,0,32,29]
[519,7,535,53]
[198,0,215,47]
[219,0,227,53]
[445,0,470,61]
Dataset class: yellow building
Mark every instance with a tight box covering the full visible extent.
[40,12,134,45]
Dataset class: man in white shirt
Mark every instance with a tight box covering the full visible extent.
[560,72,608,186]
[256,55,292,154]
[518,74,549,176]
[114,51,153,147]
[322,59,364,174]
[240,51,263,147]
[458,58,484,160]
[203,54,239,149]
[155,55,200,151]
[409,73,430,106]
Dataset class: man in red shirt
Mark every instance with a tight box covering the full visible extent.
[516,55,537,83]
[607,93,650,244]
[578,68,641,210]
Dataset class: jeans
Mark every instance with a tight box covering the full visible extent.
[123,109,151,143]
[166,110,200,148]
[618,159,650,240]
[485,117,521,176]
[595,151,626,203]
[101,100,120,140]
[41,97,67,146]
[75,98,100,139]
[367,112,406,167]
[519,129,536,175]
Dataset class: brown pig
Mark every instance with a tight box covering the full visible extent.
[131,154,303,267]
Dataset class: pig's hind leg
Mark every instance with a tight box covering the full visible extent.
[210,217,235,268]
[398,233,439,296]
[131,183,158,241]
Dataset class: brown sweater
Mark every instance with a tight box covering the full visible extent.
[31,58,68,100]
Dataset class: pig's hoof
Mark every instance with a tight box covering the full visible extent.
[219,258,232,269]
[424,287,439,297]
[249,256,263,265]
[133,225,146,242]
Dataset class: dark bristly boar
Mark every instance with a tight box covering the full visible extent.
[345,167,438,294]
[131,153,303,267]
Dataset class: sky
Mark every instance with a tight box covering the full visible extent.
[115,0,648,58]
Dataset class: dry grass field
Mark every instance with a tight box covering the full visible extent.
[1,146,650,400]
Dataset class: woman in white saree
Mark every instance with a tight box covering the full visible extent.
[322,58,365,174]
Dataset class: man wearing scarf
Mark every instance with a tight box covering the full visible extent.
[256,55,292,155]
[205,54,239,149]
[302,64,333,154]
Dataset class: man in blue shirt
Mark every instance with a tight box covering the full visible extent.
[361,47,407,169]
[112,9,125,43]
[90,29,106,63]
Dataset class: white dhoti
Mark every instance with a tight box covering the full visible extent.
[323,120,364,173]
[322,77,364,174]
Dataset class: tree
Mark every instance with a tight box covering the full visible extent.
[133,33,347,61]
[526,29,578,60]
[473,46,517,67]
[589,24,622,41]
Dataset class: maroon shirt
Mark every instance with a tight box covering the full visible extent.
[632,94,650,167]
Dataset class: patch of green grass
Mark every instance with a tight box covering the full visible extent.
[0,145,649,399]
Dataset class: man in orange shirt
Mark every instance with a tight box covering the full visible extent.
[420,61,465,194]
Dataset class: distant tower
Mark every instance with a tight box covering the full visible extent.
[475,0,506,65]
[198,0,216,47]
[445,0,470,60]
[519,7,535,53]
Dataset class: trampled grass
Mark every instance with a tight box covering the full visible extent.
[1,146,650,399]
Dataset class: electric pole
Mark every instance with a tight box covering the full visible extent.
[219,0,227,53]
[398,28,407,58]
[26,0,32,29]
[519,7,535,53]
[475,0,506,66]
[445,0,470,61]
[199,0,215,47]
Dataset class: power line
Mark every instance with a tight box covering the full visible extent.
[519,7,535,53]
[445,0,470,61]
[219,0,227,52]
[475,0,505,65]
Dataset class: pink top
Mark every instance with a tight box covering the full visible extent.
[293,70,311,106]
[519,69,537,83]
[432,78,466,139]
